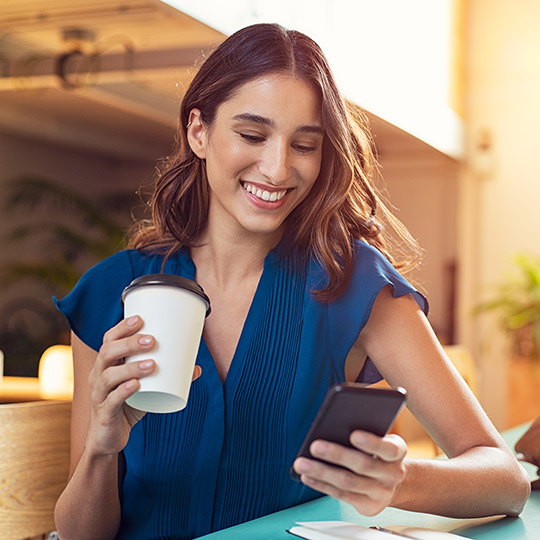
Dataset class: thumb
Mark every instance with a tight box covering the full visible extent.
[192,365,202,381]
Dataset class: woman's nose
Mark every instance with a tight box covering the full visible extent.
[258,141,291,185]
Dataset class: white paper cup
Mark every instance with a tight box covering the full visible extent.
[121,274,210,413]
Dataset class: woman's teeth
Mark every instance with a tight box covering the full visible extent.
[243,182,287,202]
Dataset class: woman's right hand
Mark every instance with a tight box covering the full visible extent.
[85,315,155,456]
[85,315,202,457]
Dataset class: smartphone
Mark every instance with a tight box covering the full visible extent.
[290,383,407,480]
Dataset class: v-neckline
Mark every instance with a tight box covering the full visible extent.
[170,244,282,391]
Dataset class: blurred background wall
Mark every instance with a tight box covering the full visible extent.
[458,0,540,428]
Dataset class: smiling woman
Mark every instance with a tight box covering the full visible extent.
[52,22,530,540]
[185,74,323,239]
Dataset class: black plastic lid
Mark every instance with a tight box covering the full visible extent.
[121,274,211,317]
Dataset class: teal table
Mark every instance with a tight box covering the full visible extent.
[197,423,539,539]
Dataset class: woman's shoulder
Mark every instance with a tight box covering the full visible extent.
[99,247,165,267]
[54,249,172,350]
[352,239,391,267]
[305,239,393,286]
[82,248,169,281]
[341,239,428,317]
[57,248,170,315]
[349,240,425,303]
[324,239,427,366]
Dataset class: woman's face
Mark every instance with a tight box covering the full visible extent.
[187,73,324,240]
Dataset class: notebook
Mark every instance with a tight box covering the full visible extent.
[287,521,465,539]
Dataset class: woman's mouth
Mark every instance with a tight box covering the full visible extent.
[242,181,289,202]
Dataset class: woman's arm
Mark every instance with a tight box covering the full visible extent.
[294,286,531,518]
[54,317,157,539]
[367,287,530,517]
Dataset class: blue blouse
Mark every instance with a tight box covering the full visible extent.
[55,240,427,539]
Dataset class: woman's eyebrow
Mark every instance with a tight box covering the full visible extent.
[233,112,273,126]
[232,112,324,135]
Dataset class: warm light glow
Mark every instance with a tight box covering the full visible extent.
[38,345,74,400]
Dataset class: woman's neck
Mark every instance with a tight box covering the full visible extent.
[190,226,283,289]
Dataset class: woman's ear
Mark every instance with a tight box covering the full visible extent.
[186,109,208,159]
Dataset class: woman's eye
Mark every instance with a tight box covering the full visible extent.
[293,144,318,154]
[239,133,265,143]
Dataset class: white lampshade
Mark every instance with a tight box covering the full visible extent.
[38,345,74,400]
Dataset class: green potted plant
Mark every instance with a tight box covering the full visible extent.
[0,175,137,375]
[475,253,540,361]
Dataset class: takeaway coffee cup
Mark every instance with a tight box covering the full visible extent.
[121,274,211,413]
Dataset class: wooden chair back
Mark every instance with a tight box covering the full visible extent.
[0,400,71,539]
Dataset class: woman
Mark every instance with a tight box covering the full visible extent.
[54,23,530,539]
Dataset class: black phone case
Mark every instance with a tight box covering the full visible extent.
[290,383,407,480]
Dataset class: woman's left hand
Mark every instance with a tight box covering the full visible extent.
[292,430,407,516]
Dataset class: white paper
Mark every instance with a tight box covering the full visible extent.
[384,526,464,539]
[287,521,465,540]
[288,521,402,539]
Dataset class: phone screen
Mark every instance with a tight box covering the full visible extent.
[290,383,407,480]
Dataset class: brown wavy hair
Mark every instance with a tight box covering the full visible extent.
[129,23,422,301]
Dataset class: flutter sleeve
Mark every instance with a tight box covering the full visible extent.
[328,240,429,383]
[53,250,136,351]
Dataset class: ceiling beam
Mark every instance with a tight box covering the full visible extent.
[0,46,204,91]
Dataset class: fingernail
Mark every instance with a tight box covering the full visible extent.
[140,360,154,370]
[296,459,312,473]
[138,335,153,345]
[126,316,139,326]
[312,440,329,456]
[352,432,367,446]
